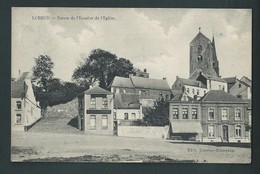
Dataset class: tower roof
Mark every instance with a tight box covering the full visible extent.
[190,31,211,45]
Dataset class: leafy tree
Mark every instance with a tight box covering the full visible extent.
[32,55,54,92]
[138,97,170,126]
[72,49,134,89]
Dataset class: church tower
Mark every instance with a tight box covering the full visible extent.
[189,28,220,78]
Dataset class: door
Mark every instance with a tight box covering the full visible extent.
[222,125,229,142]
[113,121,118,135]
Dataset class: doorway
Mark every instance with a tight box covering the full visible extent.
[222,125,229,142]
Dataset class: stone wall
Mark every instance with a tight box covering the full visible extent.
[118,125,170,139]
[45,98,78,118]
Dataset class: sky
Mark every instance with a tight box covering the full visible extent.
[12,8,252,86]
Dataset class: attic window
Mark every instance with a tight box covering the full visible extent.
[238,83,241,88]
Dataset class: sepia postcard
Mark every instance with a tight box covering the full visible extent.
[11,7,252,163]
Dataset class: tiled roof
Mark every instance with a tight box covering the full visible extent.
[11,72,30,98]
[240,76,251,87]
[84,86,113,95]
[114,93,141,109]
[11,81,28,98]
[169,91,196,102]
[179,78,207,88]
[201,73,227,83]
[110,76,134,88]
[130,76,171,90]
[223,77,237,84]
[200,90,246,103]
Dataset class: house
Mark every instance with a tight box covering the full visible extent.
[77,86,114,135]
[169,91,203,141]
[11,72,41,131]
[110,75,172,107]
[172,76,208,100]
[169,90,250,143]
[113,93,142,130]
[200,90,250,143]
[223,77,237,93]
[229,76,251,99]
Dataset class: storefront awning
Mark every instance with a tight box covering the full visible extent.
[171,121,203,133]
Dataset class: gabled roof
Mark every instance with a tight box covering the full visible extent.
[130,76,170,90]
[237,79,251,87]
[110,76,134,88]
[240,76,251,87]
[190,32,211,45]
[114,93,141,109]
[169,91,196,102]
[84,86,112,95]
[223,77,237,84]
[11,72,31,98]
[200,90,246,103]
[11,81,28,98]
[201,73,227,83]
[171,89,181,96]
[178,78,207,88]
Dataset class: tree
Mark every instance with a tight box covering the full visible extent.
[138,97,170,126]
[72,49,134,89]
[32,55,54,92]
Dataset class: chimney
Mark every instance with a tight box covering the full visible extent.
[176,76,179,80]
[144,69,147,73]
[19,69,21,75]
[163,77,167,80]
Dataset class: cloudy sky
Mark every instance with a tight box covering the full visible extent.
[12,8,252,85]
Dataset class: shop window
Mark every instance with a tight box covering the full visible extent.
[102,115,108,130]
[90,115,96,129]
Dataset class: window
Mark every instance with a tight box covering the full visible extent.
[235,125,242,137]
[221,108,228,120]
[235,108,241,120]
[131,113,136,119]
[222,86,225,91]
[90,115,96,129]
[197,89,199,95]
[204,90,206,95]
[219,85,221,90]
[208,125,215,138]
[238,83,241,88]
[192,89,195,94]
[192,108,197,119]
[102,98,108,108]
[90,98,96,108]
[113,112,117,119]
[78,98,83,109]
[197,55,203,62]
[182,108,188,119]
[124,113,129,120]
[173,108,179,119]
[16,101,22,109]
[186,88,189,94]
[16,114,22,124]
[208,108,215,120]
[102,115,108,130]
[165,95,169,101]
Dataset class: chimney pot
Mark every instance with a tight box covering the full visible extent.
[144,69,147,73]
[163,77,166,80]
